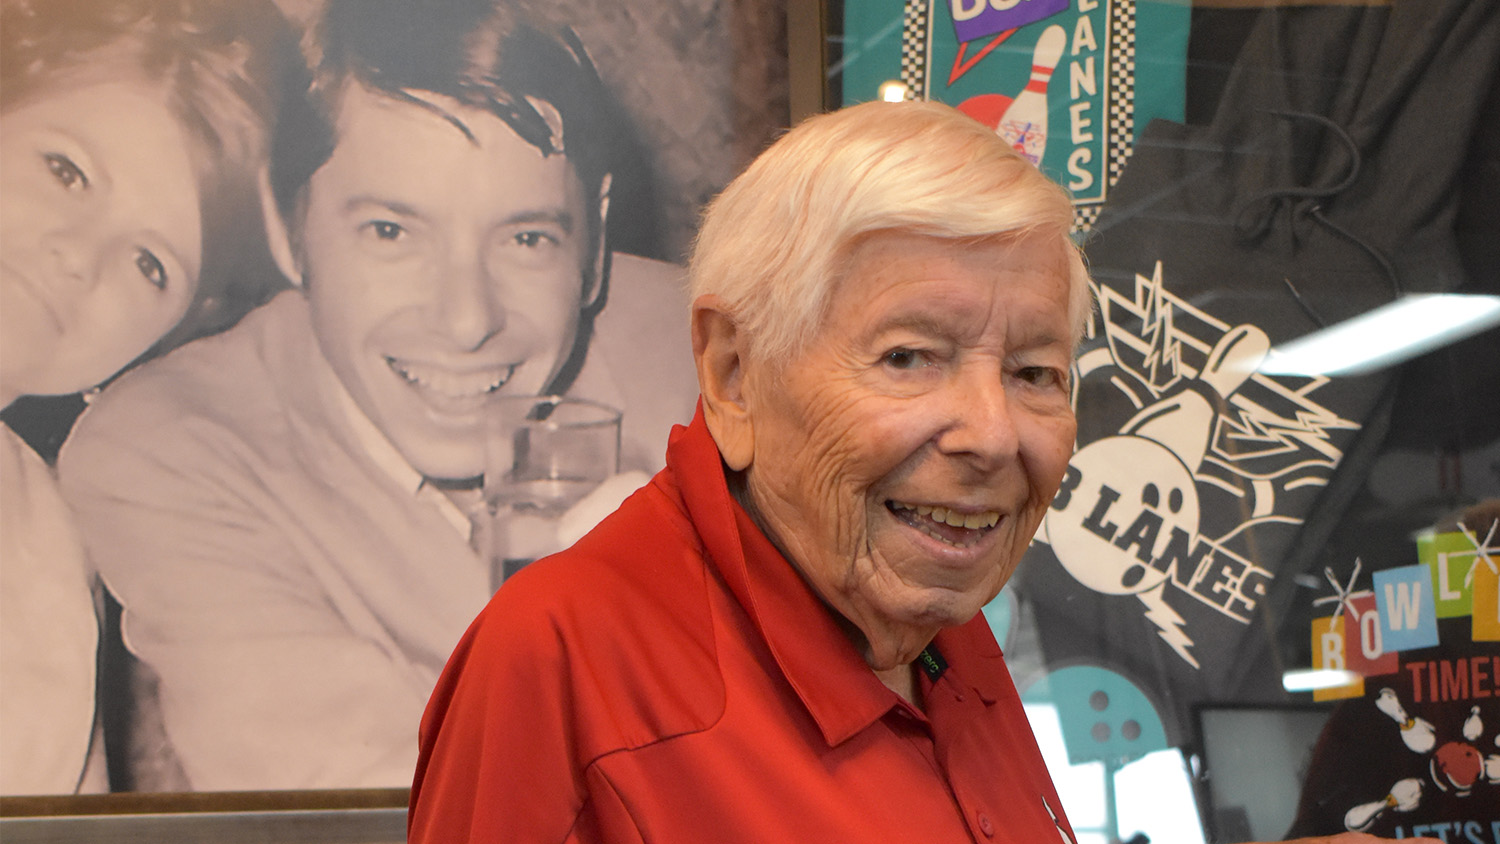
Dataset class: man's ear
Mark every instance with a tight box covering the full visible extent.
[258,165,303,288]
[692,294,755,471]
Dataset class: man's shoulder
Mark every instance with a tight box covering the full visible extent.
[70,295,308,442]
[59,294,316,485]
[585,254,698,472]
[475,477,725,755]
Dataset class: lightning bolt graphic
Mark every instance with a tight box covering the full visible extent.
[1135,264,1184,390]
[1216,399,1355,465]
[1137,583,1199,668]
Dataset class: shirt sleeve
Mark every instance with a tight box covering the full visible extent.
[57,407,430,790]
[408,576,592,843]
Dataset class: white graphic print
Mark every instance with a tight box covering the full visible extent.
[1343,690,1499,832]
[1041,262,1359,667]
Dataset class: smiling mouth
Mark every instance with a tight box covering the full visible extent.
[385,357,515,400]
[887,500,1001,548]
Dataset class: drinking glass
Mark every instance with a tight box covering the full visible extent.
[481,395,621,590]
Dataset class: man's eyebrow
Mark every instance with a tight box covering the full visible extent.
[867,312,959,340]
[338,200,576,234]
[865,311,1071,349]
[343,196,422,219]
[503,208,575,234]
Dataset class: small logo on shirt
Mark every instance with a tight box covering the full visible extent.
[917,645,948,682]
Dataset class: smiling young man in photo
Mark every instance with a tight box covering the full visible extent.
[57,0,697,790]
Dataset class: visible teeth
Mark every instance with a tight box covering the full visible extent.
[890,501,1000,531]
[964,512,996,529]
[388,358,512,398]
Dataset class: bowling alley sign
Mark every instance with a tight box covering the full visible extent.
[1302,531,1500,836]
[878,0,1188,227]
[1037,261,1359,670]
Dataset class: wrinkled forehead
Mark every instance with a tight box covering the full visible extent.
[824,228,1078,323]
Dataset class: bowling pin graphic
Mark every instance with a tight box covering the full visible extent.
[1121,324,1270,473]
[1464,705,1483,741]
[1343,778,1421,832]
[1375,688,1437,753]
[998,25,1065,166]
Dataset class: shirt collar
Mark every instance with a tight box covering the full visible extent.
[668,405,908,746]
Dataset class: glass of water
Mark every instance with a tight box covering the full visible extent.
[481,395,621,589]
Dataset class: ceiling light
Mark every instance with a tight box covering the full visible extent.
[878,80,909,102]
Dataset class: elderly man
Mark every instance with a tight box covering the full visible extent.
[57,0,696,790]
[408,101,1444,844]
[411,97,1079,840]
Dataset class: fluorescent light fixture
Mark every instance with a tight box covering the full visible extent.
[878,80,909,103]
[1256,293,1500,377]
[1282,668,1361,693]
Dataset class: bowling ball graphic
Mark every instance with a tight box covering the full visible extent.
[1046,436,1199,596]
[1430,742,1482,793]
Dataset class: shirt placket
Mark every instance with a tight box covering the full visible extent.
[929,674,1006,842]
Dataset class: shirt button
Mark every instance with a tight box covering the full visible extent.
[977,811,995,837]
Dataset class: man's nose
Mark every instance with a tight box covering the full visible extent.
[438,250,505,351]
[936,366,1021,468]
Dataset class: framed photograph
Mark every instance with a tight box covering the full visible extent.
[1,0,790,814]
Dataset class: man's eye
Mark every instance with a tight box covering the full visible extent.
[134,248,168,290]
[44,153,89,191]
[514,230,557,248]
[371,221,405,241]
[883,348,923,370]
[1017,366,1063,388]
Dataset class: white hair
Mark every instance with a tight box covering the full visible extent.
[689,99,1091,363]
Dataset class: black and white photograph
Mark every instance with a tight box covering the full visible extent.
[1,0,787,796]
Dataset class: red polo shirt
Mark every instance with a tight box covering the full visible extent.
[410,408,1076,843]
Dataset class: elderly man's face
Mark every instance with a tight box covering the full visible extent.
[740,231,1076,665]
